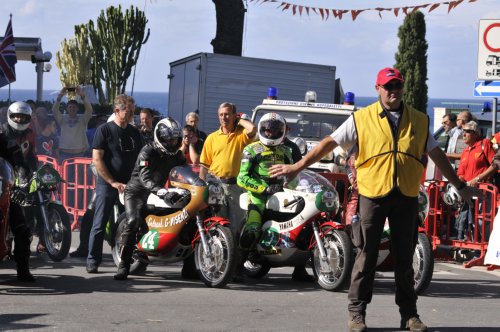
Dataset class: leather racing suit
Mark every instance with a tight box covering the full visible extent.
[236,141,292,250]
[120,145,186,260]
[0,131,34,280]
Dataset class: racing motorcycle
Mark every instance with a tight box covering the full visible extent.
[0,158,14,261]
[239,170,354,291]
[22,164,71,261]
[112,164,236,288]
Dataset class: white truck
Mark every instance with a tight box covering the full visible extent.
[167,53,344,134]
[250,98,355,173]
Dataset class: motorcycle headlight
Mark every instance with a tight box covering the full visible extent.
[316,189,339,213]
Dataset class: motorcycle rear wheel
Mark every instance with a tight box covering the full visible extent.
[112,213,148,275]
[194,224,235,288]
[43,203,71,262]
[312,228,353,291]
[413,232,434,294]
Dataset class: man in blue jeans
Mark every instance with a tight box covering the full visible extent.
[87,94,143,273]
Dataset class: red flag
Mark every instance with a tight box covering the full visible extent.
[0,16,17,88]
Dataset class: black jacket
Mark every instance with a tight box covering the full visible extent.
[126,144,186,194]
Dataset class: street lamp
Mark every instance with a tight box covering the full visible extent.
[31,50,52,102]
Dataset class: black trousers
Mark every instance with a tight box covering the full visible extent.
[348,190,419,319]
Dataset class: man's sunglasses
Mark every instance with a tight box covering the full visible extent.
[463,129,476,134]
[381,82,404,91]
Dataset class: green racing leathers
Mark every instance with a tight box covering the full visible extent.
[236,141,293,250]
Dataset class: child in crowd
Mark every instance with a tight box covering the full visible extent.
[36,117,60,160]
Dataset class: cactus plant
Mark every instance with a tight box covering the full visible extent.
[87,5,150,105]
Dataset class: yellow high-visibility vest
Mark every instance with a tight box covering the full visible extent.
[354,102,428,198]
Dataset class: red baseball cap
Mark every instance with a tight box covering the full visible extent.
[376,67,404,86]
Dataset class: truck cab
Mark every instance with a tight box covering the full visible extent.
[250,99,355,173]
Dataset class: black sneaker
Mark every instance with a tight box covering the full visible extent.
[291,266,315,282]
[86,264,98,274]
[69,248,88,258]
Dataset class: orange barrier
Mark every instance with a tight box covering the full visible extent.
[60,157,95,230]
[425,180,499,269]
[319,172,350,225]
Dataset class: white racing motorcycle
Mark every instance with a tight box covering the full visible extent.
[239,170,354,291]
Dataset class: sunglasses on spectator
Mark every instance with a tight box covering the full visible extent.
[380,82,404,91]
[463,129,476,134]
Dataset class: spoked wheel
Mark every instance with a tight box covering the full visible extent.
[111,213,148,275]
[312,228,353,291]
[413,232,434,294]
[43,203,71,262]
[194,224,235,288]
[243,260,272,279]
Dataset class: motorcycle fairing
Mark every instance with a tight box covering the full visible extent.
[138,228,179,254]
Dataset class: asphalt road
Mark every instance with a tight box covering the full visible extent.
[1,236,500,332]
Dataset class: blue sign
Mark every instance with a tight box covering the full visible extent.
[474,81,500,97]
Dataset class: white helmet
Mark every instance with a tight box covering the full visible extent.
[8,101,32,131]
[258,112,286,147]
[417,185,429,225]
[153,117,182,155]
[442,183,463,209]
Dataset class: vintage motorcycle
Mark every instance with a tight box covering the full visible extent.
[0,158,14,261]
[112,164,236,288]
[22,164,71,261]
[239,170,354,291]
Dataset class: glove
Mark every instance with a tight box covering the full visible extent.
[164,192,182,205]
[156,188,168,197]
[10,186,28,205]
[265,184,283,195]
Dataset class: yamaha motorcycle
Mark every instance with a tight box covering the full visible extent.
[240,170,354,291]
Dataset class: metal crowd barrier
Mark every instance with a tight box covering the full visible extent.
[425,180,499,270]
[38,155,96,231]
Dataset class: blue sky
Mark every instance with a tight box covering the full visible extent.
[0,0,499,99]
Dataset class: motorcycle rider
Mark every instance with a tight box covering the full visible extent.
[237,113,313,281]
[114,117,187,280]
[0,101,36,281]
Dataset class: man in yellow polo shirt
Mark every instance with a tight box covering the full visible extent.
[200,102,257,280]
[269,67,481,332]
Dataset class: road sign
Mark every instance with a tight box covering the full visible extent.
[474,80,500,97]
[478,19,500,80]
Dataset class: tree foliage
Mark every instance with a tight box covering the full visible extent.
[56,5,150,105]
[395,11,428,114]
[211,0,245,56]
[55,24,93,99]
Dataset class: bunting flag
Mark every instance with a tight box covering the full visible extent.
[249,0,478,21]
[0,15,17,88]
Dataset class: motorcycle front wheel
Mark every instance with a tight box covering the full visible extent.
[413,232,434,294]
[112,213,148,275]
[312,228,353,291]
[43,203,71,262]
[194,224,235,288]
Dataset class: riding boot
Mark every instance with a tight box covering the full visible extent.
[16,256,35,282]
[114,244,134,280]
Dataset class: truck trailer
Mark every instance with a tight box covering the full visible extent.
[167,52,341,133]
